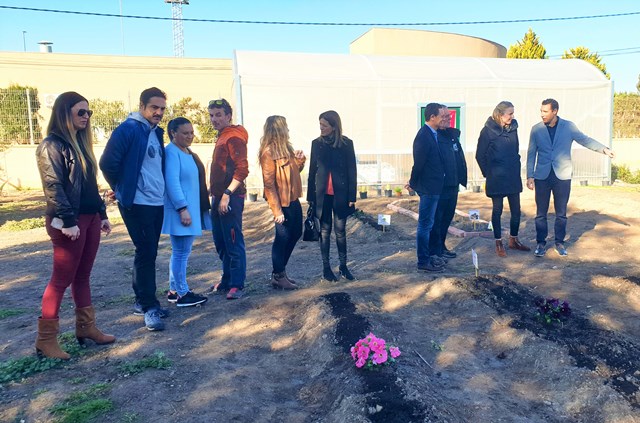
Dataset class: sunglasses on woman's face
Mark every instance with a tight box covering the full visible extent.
[77,109,93,117]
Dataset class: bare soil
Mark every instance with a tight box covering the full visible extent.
[2,185,640,422]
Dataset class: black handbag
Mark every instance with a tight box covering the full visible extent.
[303,204,320,242]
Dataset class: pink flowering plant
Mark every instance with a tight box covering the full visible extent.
[350,332,401,370]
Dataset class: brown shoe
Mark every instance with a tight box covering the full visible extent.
[272,272,299,290]
[75,305,116,346]
[508,236,531,251]
[495,239,507,257]
[35,317,71,360]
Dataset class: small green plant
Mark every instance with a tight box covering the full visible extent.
[119,351,172,375]
[393,186,403,193]
[0,308,25,319]
[50,383,113,423]
[0,332,92,384]
[534,297,571,324]
[0,355,63,384]
[121,412,139,423]
[359,185,368,193]
[611,164,640,184]
[69,377,87,385]
[0,217,45,231]
[430,340,444,351]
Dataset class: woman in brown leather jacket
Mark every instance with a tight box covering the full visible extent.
[259,115,306,289]
[35,92,115,359]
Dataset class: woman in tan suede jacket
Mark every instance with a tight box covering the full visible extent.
[259,115,306,289]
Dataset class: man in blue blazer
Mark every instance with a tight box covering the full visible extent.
[526,98,615,257]
[408,103,447,272]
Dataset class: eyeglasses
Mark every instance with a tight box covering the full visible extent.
[208,99,229,107]
[77,109,93,118]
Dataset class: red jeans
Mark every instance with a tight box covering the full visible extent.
[41,213,101,319]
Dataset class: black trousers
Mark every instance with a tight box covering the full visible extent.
[490,193,521,240]
[319,195,348,266]
[429,187,458,256]
[119,204,163,312]
[272,200,303,273]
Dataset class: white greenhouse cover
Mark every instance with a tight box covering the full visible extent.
[234,50,613,185]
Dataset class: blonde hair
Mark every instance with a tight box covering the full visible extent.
[46,92,96,177]
[258,115,294,163]
[491,101,514,127]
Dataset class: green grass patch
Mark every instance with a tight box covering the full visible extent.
[50,383,113,423]
[0,332,90,384]
[120,412,139,423]
[0,199,44,214]
[119,351,171,375]
[0,354,64,384]
[116,248,135,257]
[0,216,46,231]
[0,308,25,319]
[109,217,124,225]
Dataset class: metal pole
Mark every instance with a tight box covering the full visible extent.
[22,31,26,52]
[25,88,35,145]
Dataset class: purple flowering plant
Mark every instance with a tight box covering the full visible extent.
[534,297,571,324]
[350,332,401,370]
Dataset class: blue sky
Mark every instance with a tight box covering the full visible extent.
[1,0,639,92]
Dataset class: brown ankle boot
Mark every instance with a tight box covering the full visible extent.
[272,272,299,290]
[495,239,507,257]
[508,236,531,251]
[35,318,71,360]
[283,271,299,286]
[75,306,116,345]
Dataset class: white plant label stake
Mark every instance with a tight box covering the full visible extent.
[472,248,479,277]
[378,214,391,232]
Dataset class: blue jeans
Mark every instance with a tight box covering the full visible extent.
[211,194,246,289]
[417,193,440,266]
[119,204,163,313]
[273,200,303,273]
[169,235,195,296]
[534,169,571,245]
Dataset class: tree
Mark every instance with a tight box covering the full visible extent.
[164,97,217,143]
[88,98,128,143]
[507,28,547,59]
[562,47,610,79]
[0,84,43,150]
[613,92,640,138]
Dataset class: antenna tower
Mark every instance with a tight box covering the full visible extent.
[165,0,189,57]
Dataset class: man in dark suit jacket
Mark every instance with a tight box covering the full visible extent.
[408,103,447,272]
[526,98,615,258]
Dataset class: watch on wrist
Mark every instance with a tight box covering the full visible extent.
[224,188,233,196]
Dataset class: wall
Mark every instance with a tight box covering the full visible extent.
[3,139,638,191]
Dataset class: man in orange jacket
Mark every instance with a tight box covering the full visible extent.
[207,98,249,299]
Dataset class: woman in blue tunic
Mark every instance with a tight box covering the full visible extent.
[162,117,211,307]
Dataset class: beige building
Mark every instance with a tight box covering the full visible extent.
[350,28,507,58]
[0,51,233,122]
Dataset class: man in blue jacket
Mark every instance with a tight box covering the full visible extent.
[100,87,169,331]
[526,98,615,258]
[408,103,447,272]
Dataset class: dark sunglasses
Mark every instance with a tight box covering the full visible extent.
[77,109,93,118]
[208,99,228,107]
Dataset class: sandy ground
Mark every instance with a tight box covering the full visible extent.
[2,185,640,422]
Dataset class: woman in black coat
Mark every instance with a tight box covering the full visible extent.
[476,101,530,257]
[307,110,357,281]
